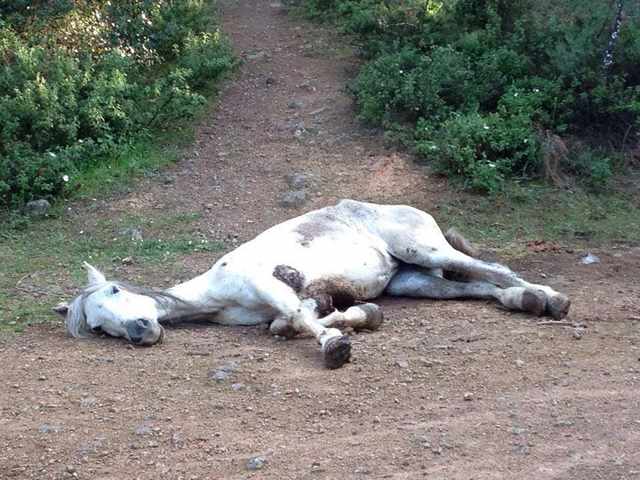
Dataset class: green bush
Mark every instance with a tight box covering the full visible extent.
[307,0,640,192]
[0,0,233,208]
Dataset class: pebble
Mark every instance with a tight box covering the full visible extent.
[208,361,239,382]
[135,424,153,436]
[25,199,51,216]
[279,190,307,208]
[463,392,474,401]
[395,359,409,369]
[246,456,267,470]
[580,253,600,265]
[285,173,308,190]
[119,227,143,242]
[39,424,62,434]
[288,100,304,109]
[515,359,525,368]
[573,328,585,340]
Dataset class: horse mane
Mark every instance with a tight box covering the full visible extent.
[65,281,188,338]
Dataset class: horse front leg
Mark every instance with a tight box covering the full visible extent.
[259,281,352,369]
[316,303,384,331]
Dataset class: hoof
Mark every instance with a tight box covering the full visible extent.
[358,303,384,331]
[323,335,351,369]
[546,293,571,320]
[522,289,546,316]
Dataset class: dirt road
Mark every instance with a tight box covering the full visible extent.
[1,1,640,478]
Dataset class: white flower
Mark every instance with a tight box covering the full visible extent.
[49,152,57,158]
[62,175,69,182]
[533,88,540,93]
[483,125,490,130]
[514,92,519,97]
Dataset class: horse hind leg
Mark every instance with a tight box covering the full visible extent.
[385,267,547,316]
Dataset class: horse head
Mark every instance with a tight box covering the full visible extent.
[53,263,165,346]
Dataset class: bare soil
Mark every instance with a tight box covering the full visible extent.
[2,1,640,479]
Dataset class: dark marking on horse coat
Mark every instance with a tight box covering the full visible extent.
[273,265,305,292]
[294,211,347,245]
[304,278,362,312]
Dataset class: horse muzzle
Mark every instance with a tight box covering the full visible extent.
[125,319,163,346]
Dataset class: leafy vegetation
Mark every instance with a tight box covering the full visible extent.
[301,0,640,193]
[0,0,234,208]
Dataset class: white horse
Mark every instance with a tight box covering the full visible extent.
[54,200,570,368]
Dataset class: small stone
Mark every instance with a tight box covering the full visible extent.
[265,77,276,86]
[80,397,97,409]
[515,359,525,368]
[25,199,51,216]
[66,465,76,474]
[573,328,585,340]
[208,361,238,382]
[395,359,409,369]
[246,456,266,471]
[120,227,143,242]
[38,375,47,381]
[210,370,230,382]
[298,81,316,92]
[463,392,474,401]
[288,100,304,109]
[162,176,175,185]
[231,383,245,391]
[135,424,152,436]
[39,424,62,434]
[285,173,308,189]
[121,256,134,266]
[580,253,600,265]
[279,190,307,208]
[247,51,268,61]
[171,432,185,449]
[554,420,574,427]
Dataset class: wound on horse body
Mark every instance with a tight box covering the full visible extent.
[273,264,305,292]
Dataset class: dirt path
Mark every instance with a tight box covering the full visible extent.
[2,1,640,479]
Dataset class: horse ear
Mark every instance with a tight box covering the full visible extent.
[53,302,69,317]
[83,262,106,286]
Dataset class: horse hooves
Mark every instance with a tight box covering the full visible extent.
[358,303,384,331]
[546,294,571,320]
[323,335,351,369]
[522,289,546,316]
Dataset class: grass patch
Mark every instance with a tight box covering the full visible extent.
[437,183,640,251]
[0,210,225,333]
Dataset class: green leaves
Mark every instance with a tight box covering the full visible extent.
[0,1,234,208]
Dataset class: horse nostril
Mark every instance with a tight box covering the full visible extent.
[137,318,151,328]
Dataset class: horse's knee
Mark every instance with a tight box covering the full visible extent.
[269,318,297,339]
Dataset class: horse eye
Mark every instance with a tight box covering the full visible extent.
[111,285,120,295]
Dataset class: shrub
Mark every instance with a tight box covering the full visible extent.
[0,0,234,208]
[307,0,640,192]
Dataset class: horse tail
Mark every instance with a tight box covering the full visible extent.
[444,227,478,258]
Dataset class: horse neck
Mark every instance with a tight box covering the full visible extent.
[159,271,223,321]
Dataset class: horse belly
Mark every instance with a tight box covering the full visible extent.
[297,236,398,300]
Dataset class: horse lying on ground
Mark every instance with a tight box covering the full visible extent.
[54,200,570,368]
